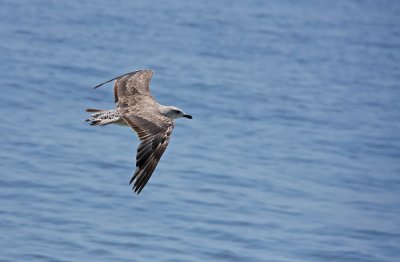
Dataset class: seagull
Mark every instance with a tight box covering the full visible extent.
[85,69,192,194]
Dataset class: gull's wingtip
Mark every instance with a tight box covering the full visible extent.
[92,69,154,90]
[93,81,108,89]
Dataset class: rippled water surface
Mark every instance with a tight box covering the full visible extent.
[1,0,400,261]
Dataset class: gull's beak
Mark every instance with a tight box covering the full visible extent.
[183,114,192,119]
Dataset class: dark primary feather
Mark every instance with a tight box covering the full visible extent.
[93,70,143,89]
[123,115,174,194]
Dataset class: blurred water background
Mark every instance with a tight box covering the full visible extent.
[0,0,399,261]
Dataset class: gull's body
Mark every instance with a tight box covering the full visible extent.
[86,70,192,194]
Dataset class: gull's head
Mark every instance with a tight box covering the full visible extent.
[163,106,192,120]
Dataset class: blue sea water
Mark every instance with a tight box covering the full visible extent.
[1,0,400,261]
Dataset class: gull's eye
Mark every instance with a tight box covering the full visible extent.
[173,110,181,114]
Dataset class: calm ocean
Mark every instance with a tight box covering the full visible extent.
[0,0,399,261]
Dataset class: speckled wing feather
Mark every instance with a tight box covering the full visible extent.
[113,70,153,106]
[93,69,154,104]
[123,114,174,194]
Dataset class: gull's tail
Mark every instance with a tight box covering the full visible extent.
[85,108,122,126]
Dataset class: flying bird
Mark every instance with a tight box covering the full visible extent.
[85,69,192,194]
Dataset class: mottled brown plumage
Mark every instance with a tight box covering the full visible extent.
[86,69,192,194]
